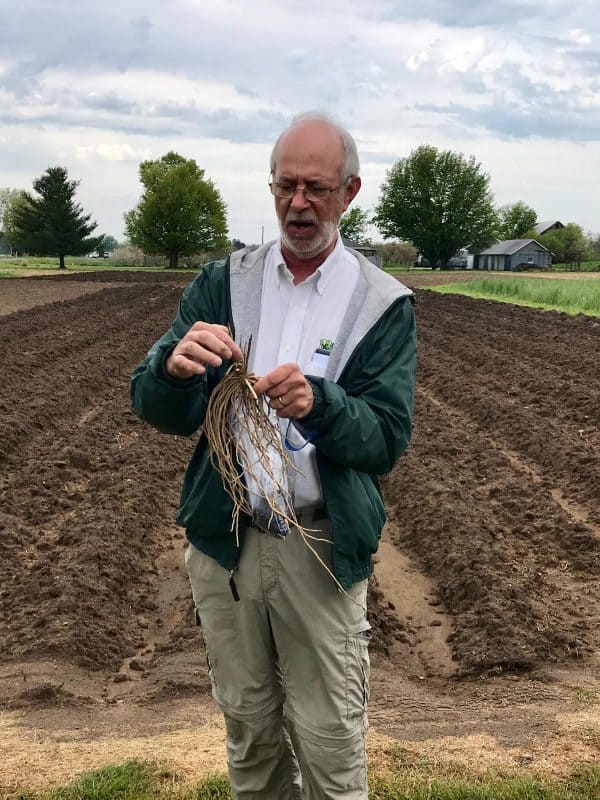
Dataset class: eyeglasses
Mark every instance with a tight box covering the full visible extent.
[269,177,350,203]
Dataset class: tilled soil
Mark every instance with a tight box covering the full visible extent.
[0,274,412,677]
[0,280,195,674]
[0,272,598,787]
[1,275,599,675]
[383,290,600,672]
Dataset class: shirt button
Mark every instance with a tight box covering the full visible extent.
[285,345,292,352]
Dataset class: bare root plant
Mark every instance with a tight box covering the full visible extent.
[202,338,349,597]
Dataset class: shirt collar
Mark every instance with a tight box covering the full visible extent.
[272,234,346,295]
[271,241,290,289]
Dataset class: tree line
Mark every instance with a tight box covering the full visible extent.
[342,146,596,268]
[1,145,597,269]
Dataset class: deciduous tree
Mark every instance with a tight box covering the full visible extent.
[0,188,20,228]
[6,168,101,269]
[125,152,228,268]
[375,241,418,267]
[373,145,497,268]
[339,206,370,244]
[586,232,600,260]
[98,234,119,255]
[1,188,24,253]
[497,201,537,240]
[537,223,588,266]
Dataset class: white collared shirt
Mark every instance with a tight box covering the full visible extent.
[249,236,359,508]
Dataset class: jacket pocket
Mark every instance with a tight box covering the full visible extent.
[177,445,234,536]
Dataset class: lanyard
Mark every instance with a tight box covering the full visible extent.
[283,419,316,451]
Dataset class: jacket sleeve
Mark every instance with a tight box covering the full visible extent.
[130,264,226,436]
[302,296,416,475]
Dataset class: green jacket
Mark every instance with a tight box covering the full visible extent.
[131,242,416,588]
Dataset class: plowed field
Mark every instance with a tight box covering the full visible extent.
[0,272,598,789]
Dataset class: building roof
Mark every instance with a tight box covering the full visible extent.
[341,236,376,254]
[479,238,551,256]
[534,220,564,235]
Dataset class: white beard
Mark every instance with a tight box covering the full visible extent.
[279,219,339,259]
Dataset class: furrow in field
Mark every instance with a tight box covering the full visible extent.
[384,388,600,671]
[0,283,196,670]
[0,285,182,465]
[414,294,600,528]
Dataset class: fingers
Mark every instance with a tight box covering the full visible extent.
[254,363,314,419]
[165,322,243,380]
[189,322,244,363]
[253,364,288,398]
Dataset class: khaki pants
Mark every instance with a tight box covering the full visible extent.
[185,523,370,800]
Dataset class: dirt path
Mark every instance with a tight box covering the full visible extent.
[0,278,124,314]
[0,275,598,790]
[374,523,456,677]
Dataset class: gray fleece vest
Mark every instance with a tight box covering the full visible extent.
[229,240,413,380]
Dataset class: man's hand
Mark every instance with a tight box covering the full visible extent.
[253,363,314,419]
[165,322,243,379]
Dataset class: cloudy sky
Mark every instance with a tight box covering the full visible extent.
[1,0,599,245]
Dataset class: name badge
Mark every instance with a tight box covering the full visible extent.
[310,347,330,374]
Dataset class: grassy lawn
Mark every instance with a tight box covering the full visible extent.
[0,256,196,278]
[2,760,599,800]
[384,264,427,275]
[430,276,600,317]
[571,260,600,272]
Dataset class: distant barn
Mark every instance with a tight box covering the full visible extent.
[534,220,564,236]
[341,236,383,268]
[477,239,552,271]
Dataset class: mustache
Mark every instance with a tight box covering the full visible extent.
[285,213,318,224]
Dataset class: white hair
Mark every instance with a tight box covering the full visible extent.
[270,111,360,178]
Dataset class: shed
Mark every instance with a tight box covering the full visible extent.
[534,220,564,235]
[477,239,552,271]
[341,237,383,268]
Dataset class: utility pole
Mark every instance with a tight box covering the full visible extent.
[261,225,264,245]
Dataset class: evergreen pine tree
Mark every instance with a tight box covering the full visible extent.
[9,167,102,269]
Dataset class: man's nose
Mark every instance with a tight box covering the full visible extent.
[290,186,311,210]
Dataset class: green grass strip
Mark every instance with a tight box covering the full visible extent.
[0,256,199,276]
[1,761,599,800]
[49,761,156,800]
[368,766,600,799]
[430,277,600,317]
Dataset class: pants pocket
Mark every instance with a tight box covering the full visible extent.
[345,621,371,719]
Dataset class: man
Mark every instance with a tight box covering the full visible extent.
[131,112,416,799]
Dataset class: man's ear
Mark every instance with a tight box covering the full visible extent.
[342,175,362,211]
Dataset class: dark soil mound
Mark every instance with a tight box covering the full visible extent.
[383,290,600,672]
[37,270,195,284]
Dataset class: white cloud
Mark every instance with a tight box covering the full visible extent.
[567,28,592,46]
[438,35,486,74]
[406,51,430,71]
[75,143,153,162]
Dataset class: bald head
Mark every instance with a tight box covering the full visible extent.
[270,112,360,180]
[269,113,362,261]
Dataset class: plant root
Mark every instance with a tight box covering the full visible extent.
[202,339,360,604]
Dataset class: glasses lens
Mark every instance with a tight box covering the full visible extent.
[305,187,329,202]
[271,181,294,198]
[269,181,337,201]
